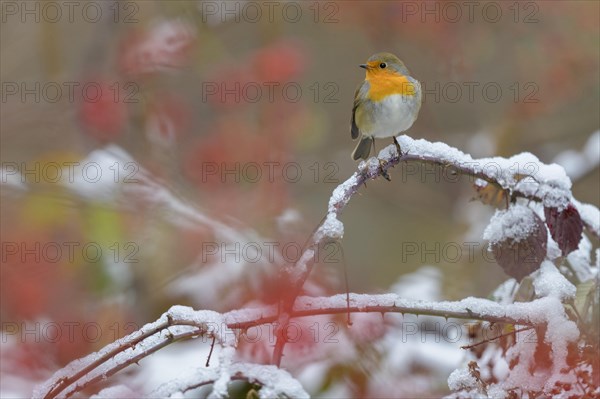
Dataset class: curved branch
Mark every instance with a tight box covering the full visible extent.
[36,308,227,399]
[272,134,597,365]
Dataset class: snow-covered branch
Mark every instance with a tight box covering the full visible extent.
[272,134,599,365]
[36,291,575,398]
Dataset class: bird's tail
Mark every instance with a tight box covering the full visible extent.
[352,136,372,160]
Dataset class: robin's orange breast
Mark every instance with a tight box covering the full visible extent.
[365,73,417,102]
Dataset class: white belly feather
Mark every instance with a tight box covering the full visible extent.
[365,93,421,138]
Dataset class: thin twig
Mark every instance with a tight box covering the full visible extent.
[340,243,353,326]
[461,326,534,350]
[206,335,216,367]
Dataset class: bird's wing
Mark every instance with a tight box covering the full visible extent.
[351,82,368,140]
[413,79,423,107]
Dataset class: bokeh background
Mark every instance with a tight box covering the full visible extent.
[1,1,599,397]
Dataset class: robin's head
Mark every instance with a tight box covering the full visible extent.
[360,52,410,78]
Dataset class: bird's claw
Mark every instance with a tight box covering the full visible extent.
[393,137,403,157]
[378,159,391,181]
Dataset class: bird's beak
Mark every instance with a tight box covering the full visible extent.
[359,64,368,69]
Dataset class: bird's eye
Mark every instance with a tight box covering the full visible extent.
[379,62,387,69]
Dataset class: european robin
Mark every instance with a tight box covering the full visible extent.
[351,53,422,165]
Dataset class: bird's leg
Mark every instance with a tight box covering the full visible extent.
[370,137,376,158]
[393,136,403,157]
[373,138,391,181]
